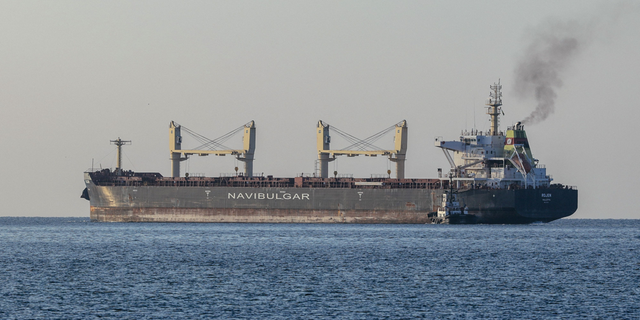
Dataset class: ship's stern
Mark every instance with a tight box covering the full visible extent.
[514,187,578,222]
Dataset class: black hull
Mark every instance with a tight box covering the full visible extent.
[458,188,578,224]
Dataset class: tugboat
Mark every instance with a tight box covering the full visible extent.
[428,175,477,224]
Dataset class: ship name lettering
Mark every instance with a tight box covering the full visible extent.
[227,192,310,200]
[542,193,552,198]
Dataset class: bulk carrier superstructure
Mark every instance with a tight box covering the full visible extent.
[81,82,578,224]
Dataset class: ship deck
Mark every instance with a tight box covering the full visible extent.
[88,170,576,192]
[89,170,444,189]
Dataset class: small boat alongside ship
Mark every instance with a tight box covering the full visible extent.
[428,175,477,224]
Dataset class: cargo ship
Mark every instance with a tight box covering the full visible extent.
[81,81,578,223]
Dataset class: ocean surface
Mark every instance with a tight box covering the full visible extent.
[0,218,638,319]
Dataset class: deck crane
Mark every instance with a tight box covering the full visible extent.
[317,120,408,179]
[169,121,256,178]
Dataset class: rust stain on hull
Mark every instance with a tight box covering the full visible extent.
[91,207,431,224]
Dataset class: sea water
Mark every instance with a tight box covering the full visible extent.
[0,218,638,319]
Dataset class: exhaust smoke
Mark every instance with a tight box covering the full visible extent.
[514,3,637,125]
[513,19,590,125]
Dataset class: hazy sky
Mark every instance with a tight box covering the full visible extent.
[1,1,639,218]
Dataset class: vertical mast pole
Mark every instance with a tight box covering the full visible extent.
[110,137,131,175]
[486,80,503,136]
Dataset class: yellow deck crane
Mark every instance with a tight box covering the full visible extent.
[169,121,256,178]
[317,120,407,179]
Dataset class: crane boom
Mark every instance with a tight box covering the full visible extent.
[170,121,256,177]
[317,120,407,178]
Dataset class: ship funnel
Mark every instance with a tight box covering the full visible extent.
[504,123,535,177]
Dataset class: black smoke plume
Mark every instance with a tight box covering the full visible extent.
[513,19,591,125]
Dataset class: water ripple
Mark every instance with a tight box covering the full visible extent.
[0,218,639,319]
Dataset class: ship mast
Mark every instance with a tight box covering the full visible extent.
[486,80,503,136]
[110,137,131,175]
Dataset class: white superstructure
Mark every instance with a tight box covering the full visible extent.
[434,81,552,189]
